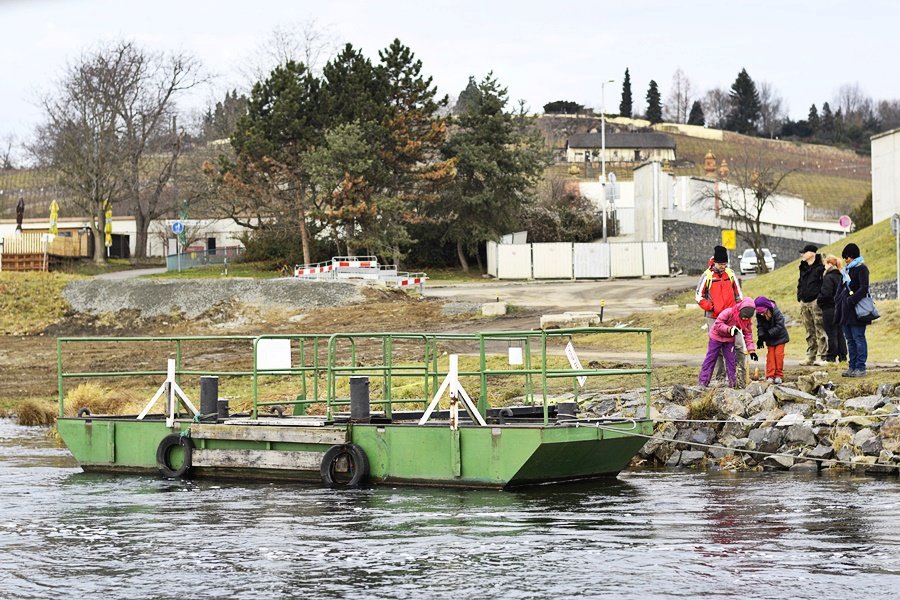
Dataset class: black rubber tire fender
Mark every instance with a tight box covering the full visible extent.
[156,433,194,479]
[320,443,369,488]
[76,407,91,418]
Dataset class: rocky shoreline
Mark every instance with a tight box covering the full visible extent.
[570,373,900,474]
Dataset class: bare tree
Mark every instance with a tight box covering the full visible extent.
[877,99,900,131]
[693,150,794,273]
[1,133,17,169]
[833,82,875,130]
[757,81,787,138]
[105,42,202,258]
[702,87,730,129]
[664,68,693,124]
[242,20,338,82]
[30,55,124,264]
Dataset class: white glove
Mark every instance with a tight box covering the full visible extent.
[729,326,739,336]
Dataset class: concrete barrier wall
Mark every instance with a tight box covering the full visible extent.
[610,243,644,277]
[574,243,610,278]
[492,241,669,279]
[532,242,573,279]
[642,241,670,276]
[496,244,532,279]
[487,241,498,277]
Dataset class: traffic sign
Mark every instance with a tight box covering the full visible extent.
[721,229,737,250]
[838,215,852,229]
[171,221,184,235]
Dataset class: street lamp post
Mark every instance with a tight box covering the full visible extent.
[600,79,614,243]
[600,79,615,183]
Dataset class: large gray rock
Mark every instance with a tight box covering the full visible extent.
[665,450,682,467]
[715,389,750,418]
[747,390,777,415]
[748,427,784,454]
[785,423,817,446]
[795,371,830,394]
[730,437,754,451]
[680,451,706,467]
[772,385,818,405]
[661,403,689,422]
[690,427,718,446]
[763,454,794,469]
[844,395,884,412]
[762,408,787,426]
[853,429,883,455]
[781,402,813,417]
[789,461,819,472]
[807,444,834,460]
[776,413,806,428]
[835,445,855,463]
[745,381,768,397]
[882,416,900,453]
[721,417,752,439]
[812,409,843,426]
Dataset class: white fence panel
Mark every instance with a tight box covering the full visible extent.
[486,241,498,278]
[610,242,644,277]
[532,243,572,279]
[642,242,669,276]
[573,243,610,278]
[496,244,532,279]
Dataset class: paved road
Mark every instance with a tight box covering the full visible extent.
[94,267,167,280]
[424,276,695,318]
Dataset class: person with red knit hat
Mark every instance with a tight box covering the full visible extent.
[695,245,745,383]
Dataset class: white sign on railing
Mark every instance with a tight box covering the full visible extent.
[564,341,587,388]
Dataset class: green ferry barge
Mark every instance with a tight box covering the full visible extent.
[55,328,654,489]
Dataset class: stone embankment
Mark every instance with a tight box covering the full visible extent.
[574,373,900,474]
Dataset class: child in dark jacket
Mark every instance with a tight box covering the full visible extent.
[754,296,790,384]
[699,297,758,388]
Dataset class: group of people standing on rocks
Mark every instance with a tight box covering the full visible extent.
[695,241,872,388]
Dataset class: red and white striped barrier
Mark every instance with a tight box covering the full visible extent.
[394,273,427,288]
[294,263,333,277]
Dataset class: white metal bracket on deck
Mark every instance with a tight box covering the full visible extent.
[418,355,487,429]
[137,358,200,427]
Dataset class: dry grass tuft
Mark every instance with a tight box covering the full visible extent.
[64,383,145,416]
[16,400,57,426]
[687,389,717,420]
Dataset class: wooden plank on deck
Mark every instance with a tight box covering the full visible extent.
[193,449,324,470]
[190,423,347,444]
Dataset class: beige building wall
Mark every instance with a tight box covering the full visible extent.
[872,128,900,224]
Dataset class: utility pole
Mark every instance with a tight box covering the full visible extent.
[893,213,900,300]
[600,79,614,243]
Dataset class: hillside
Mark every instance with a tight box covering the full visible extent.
[671,132,871,213]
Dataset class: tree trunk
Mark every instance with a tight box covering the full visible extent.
[297,185,311,265]
[457,240,469,272]
[475,249,483,273]
[92,224,105,265]
[134,212,149,260]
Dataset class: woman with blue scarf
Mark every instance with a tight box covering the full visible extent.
[834,243,870,376]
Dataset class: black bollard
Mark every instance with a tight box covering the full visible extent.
[349,376,371,423]
[200,376,219,422]
[217,399,229,421]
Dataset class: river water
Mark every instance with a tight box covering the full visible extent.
[2,418,898,599]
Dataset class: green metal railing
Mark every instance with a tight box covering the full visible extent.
[57,327,653,424]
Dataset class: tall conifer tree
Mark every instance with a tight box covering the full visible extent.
[619,68,633,117]
[645,80,662,124]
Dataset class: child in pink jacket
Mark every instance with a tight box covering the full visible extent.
[699,297,759,387]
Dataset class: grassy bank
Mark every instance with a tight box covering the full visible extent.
[0,272,78,334]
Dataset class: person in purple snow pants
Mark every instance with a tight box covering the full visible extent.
[699,297,759,387]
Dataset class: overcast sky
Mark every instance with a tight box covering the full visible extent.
[2,0,899,149]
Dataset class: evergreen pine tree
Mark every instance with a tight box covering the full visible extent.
[687,100,705,126]
[725,68,761,134]
[645,80,662,124]
[619,68,633,117]
[820,102,834,140]
[808,104,820,133]
[453,76,479,115]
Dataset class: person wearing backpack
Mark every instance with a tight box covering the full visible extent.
[834,243,870,377]
[695,245,745,383]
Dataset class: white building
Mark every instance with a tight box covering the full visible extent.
[871,127,900,224]
[0,216,254,258]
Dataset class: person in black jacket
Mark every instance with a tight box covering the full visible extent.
[797,244,827,366]
[755,296,789,383]
[817,254,847,363]
[834,243,870,377]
